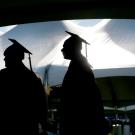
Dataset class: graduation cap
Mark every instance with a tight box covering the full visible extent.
[65,31,90,58]
[4,38,33,71]
[65,31,90,45]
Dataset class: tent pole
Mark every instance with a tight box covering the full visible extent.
[43,65,51,92]
[85,43,87,59]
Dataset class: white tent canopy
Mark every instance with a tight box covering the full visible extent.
[42,19,135,86]
[1,19,135,107]
[0,19,135,87]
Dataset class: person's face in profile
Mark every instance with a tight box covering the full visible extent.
[61,40,75,60]
[4,54,22,68]
[61,38,81,60]
[4,55,15,68]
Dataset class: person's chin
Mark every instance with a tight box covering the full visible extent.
[64,55,68,59]
[5,63,12,68]
[63,54,70,60]
[65,57,71,60]
[63,55,66,59]
[5,63,7,67]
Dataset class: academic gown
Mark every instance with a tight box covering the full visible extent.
[60,55,106,135]
[0,63,48,135]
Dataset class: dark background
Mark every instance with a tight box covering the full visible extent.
[0,0,135,27]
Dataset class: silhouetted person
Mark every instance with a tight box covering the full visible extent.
[0,39,48,135]
[60,31,108,135]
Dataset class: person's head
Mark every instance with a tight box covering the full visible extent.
[61,31,89,60]
[4,39,32,68]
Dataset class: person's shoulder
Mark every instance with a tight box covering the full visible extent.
[26,69,38,78]
[25,70,43,85]
[79,56,92,70]
[28,70,41,81]
[22,65,36,77]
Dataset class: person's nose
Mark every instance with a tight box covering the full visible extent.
[61,48,64,52]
